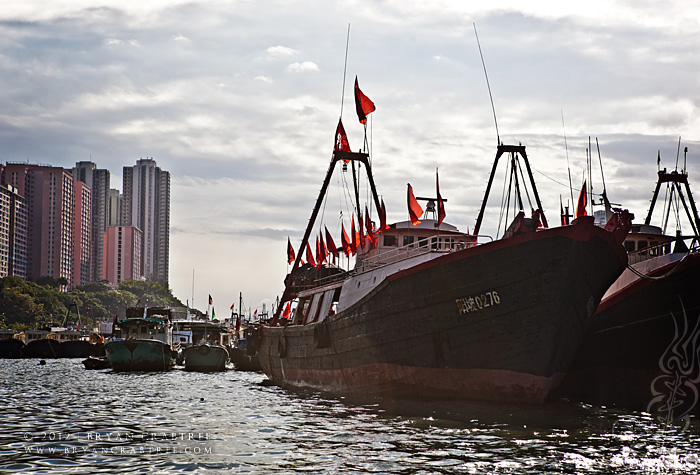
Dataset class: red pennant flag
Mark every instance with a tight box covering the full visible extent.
[351,216,357,255]
[282,302,291,320]
[576,181,588,218]
[436,170,446,227]
[325,226,339,259]
[407,184,423,226]
[358,210,366,249]
[315,236,323,267]
[306,241,316,267]
[365,205,376,247]
[379,198,387,233]
[334,118,352,154]
[341,222,351,257]
[287,237,295,264]
[320,232,329,261]
[230,302,235,310]
[354,76,376,124]
[208,294,213,305]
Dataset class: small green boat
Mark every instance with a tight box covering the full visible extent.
[182,344,229,372]
[104,307,176,372]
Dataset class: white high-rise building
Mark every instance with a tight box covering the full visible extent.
[121,158,170,286]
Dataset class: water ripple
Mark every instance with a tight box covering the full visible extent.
[1,359,699,473]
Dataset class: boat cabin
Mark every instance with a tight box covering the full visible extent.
[623,224,676,265]
[290,219,475,326]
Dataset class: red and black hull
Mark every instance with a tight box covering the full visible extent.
[557,252,700,415]
[259,217,627,403]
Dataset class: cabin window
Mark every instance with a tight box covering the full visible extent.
[403,235,414,246]
[383,235,397,247]
[624,241,636,252]
[431,237,438,249]
[139,326,147,334]
[638,240,648,251]
[418,237,428,248]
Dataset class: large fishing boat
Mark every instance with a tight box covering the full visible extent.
[559,161,700,417]
[256,131,633,403]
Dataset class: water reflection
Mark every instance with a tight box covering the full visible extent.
[0,359,698,473]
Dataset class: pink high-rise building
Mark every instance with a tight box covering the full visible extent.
[73,180,92,287]
[103,226,142,284]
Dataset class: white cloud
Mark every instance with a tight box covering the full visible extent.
[266,45,298,57]
[285,61,319,72]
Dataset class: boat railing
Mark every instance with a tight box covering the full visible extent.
[355,234,475,272]
[628,239,698,265]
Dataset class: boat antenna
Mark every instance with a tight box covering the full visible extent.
[675,136,681,171]
[474,23,500,145]
[561,111,575,208]
[339,23,351,118]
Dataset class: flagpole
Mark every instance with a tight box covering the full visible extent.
[339,23,350,118]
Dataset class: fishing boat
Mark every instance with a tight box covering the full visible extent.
[559,162,700,417]
[0,330,24,358]
[104,307,176,371]
[256,137,633,403]
[172,319,232,372]
[182,343,229,372]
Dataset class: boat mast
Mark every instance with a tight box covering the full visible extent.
[474,144,548,236]
[275,150,381,318]
[644,163,700,236]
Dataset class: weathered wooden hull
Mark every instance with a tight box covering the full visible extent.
[259,218,627,403]
[20,339,61,358]
[183,345,229,372]
[59,340,104,358]
[0,339,25,358]
[558,251,700,415]
[104,339,175,372]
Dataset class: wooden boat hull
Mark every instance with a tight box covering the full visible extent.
[229,347,262,371]
[59,340,104,358]
[0,339,25,358]
[20,339,61,358]
[183,344,229,372]
[558,251,700,415]
[104,339,175,371]
[259,218,627,403]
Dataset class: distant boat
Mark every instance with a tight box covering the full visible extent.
[229,324,263,372]
[560,165,700,416]
[82,355,110,370]
[182,343,229,372]
[0,330,24,358]
[104,307,176,371]
[256,141,633,404]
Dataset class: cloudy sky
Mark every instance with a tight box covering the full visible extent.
[2,1,699,316]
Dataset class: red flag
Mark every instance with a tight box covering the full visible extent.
[306,241,316,267]
[576,181,588,218]
[351,216,357,255]
[315,235,325,267]
[341,222,351,257]
[230,302,234,310]
[320,232,329,261]
[254,309,257,316]
[208,294,213,305]
[354,76,376,124]
[287,237,295,264]
[407,184,423,226]
[365,205,376,247]
[334,118,352,154]
[358,210,365,249]
[436,170,446,227]
[282,302,291,320]
[325,226,339,259]
[379,198,387,233]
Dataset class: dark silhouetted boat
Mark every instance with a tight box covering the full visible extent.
[559,162,700,417]
[256,138,632,403]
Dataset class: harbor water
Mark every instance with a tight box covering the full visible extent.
[1,359,699,474]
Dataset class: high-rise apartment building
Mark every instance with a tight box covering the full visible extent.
[73,180,92,287]
[73,162,110,284]
[107,189,121,226]
[0,182,29,279]
[2,164,76,288]
[103,225,142,284]
[121,158,170,286]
